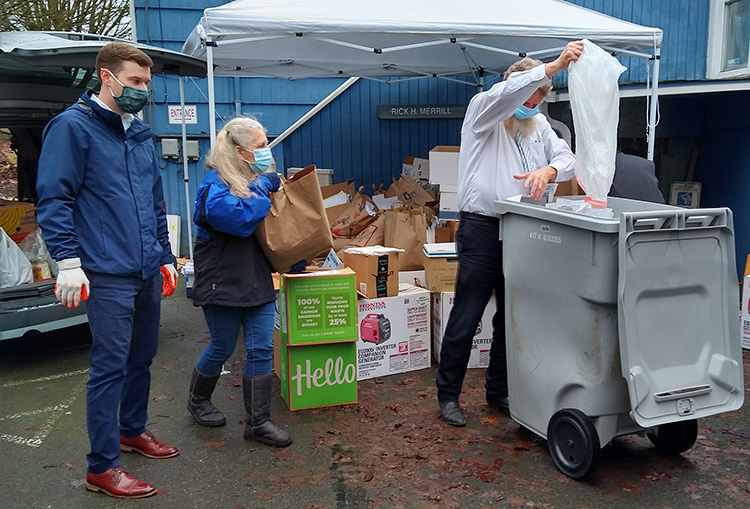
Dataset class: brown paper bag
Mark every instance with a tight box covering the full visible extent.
[256,165,333,273]
[383,203,427,270]
[330,188,380,239]
[385,174,436,207]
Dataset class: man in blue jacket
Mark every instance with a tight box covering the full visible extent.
[36,42,179,499]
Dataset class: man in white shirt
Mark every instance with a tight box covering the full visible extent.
[437,41,584,426]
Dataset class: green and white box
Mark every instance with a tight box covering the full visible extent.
[356,283,431,381]
[432,291,495,368]
[279,268,357,345]
[279,341,358,410]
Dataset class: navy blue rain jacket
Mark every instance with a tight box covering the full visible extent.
[36,91,174,279]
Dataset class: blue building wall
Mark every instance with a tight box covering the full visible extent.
[138,0,749,276]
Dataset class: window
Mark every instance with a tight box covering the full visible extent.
[708,0,750,78]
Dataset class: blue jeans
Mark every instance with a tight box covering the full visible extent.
[197,302,275,377]
[436,212,507,403]
[85,272,161,474]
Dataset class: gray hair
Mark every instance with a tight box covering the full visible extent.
[205,117,267,198]
[504,57,553,97]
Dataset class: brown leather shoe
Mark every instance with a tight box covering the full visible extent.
[120,430,179,459]
[85,467,156,498]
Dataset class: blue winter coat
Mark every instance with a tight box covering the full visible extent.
[36,91,174,279]
[191,169,280,307]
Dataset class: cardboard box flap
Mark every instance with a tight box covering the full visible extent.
[423,242,457,258]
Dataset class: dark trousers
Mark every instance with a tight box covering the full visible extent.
[436,212,508,403]
[84,272,161,474]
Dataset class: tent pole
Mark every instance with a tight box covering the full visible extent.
[207,40,217,149]
[179,76,194,260]
[647,48,660,161]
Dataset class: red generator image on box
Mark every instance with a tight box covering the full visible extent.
[360,314,391,344]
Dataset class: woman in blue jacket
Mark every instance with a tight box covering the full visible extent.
[188,117,291,447]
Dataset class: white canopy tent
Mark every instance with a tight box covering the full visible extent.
[183,0,663,155]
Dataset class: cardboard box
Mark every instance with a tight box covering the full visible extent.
[278,340,358,410]
[432,291,496,368]
[344,250,399,299]
[554,178,581,196]
[422,243,458,292]
[279,268,358,345]
[398,270,426,288]
[428,146,460,185]
[742,275,750,350]
[356,284,431,380]
[438,183,459,219]
[0,200,36,242]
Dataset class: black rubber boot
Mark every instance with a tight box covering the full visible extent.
[242,375,292,447]
[187,367,226,427]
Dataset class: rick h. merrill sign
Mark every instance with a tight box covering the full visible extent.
[378,104,466,119]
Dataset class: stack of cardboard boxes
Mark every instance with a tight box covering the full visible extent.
[345,249,432,381]
[275,268,359,410]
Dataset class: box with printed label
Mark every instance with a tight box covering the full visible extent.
[356,283,431,380]
[344,250,399,299]
[423,243,459,292]
[742,275,750,350]
[432,291,496,368]
[278,340,358,410]
[279,268,357,345]
[428,146,460,185]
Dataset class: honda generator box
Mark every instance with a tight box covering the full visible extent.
[356,283,431,381]
[278,340,358,410]
[279,268,357,345]
[742,275,750,350]
[344,248,400,299]
[432,291,496,368]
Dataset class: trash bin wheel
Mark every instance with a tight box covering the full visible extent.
[547,409,600,479]
[647,419,698,454]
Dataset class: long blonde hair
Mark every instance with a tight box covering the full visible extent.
[205,117,266,198]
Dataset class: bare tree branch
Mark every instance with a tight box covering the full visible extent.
[2,0,131,38]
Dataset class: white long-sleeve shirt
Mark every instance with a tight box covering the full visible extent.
[457,65,575,216]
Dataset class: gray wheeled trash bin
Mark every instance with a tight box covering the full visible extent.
[494,196,744,479]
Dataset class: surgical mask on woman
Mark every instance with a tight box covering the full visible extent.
[513,105,540,120]
[244,147,274,174]
[105,69,149,114]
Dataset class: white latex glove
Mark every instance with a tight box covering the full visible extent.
[55,258,90,308]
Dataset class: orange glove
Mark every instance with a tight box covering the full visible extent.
[161,264,178,297]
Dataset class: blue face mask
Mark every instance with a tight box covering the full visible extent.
[513,105,540,120]
[248,147,273,174]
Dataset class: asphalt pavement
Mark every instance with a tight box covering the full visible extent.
[1,281,749,509]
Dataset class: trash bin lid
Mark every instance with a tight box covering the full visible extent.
[617,208,744,427]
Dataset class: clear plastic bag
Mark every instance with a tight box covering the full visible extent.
[0,228,33,288]
[568,40,627,208]
[18,227,58,277]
